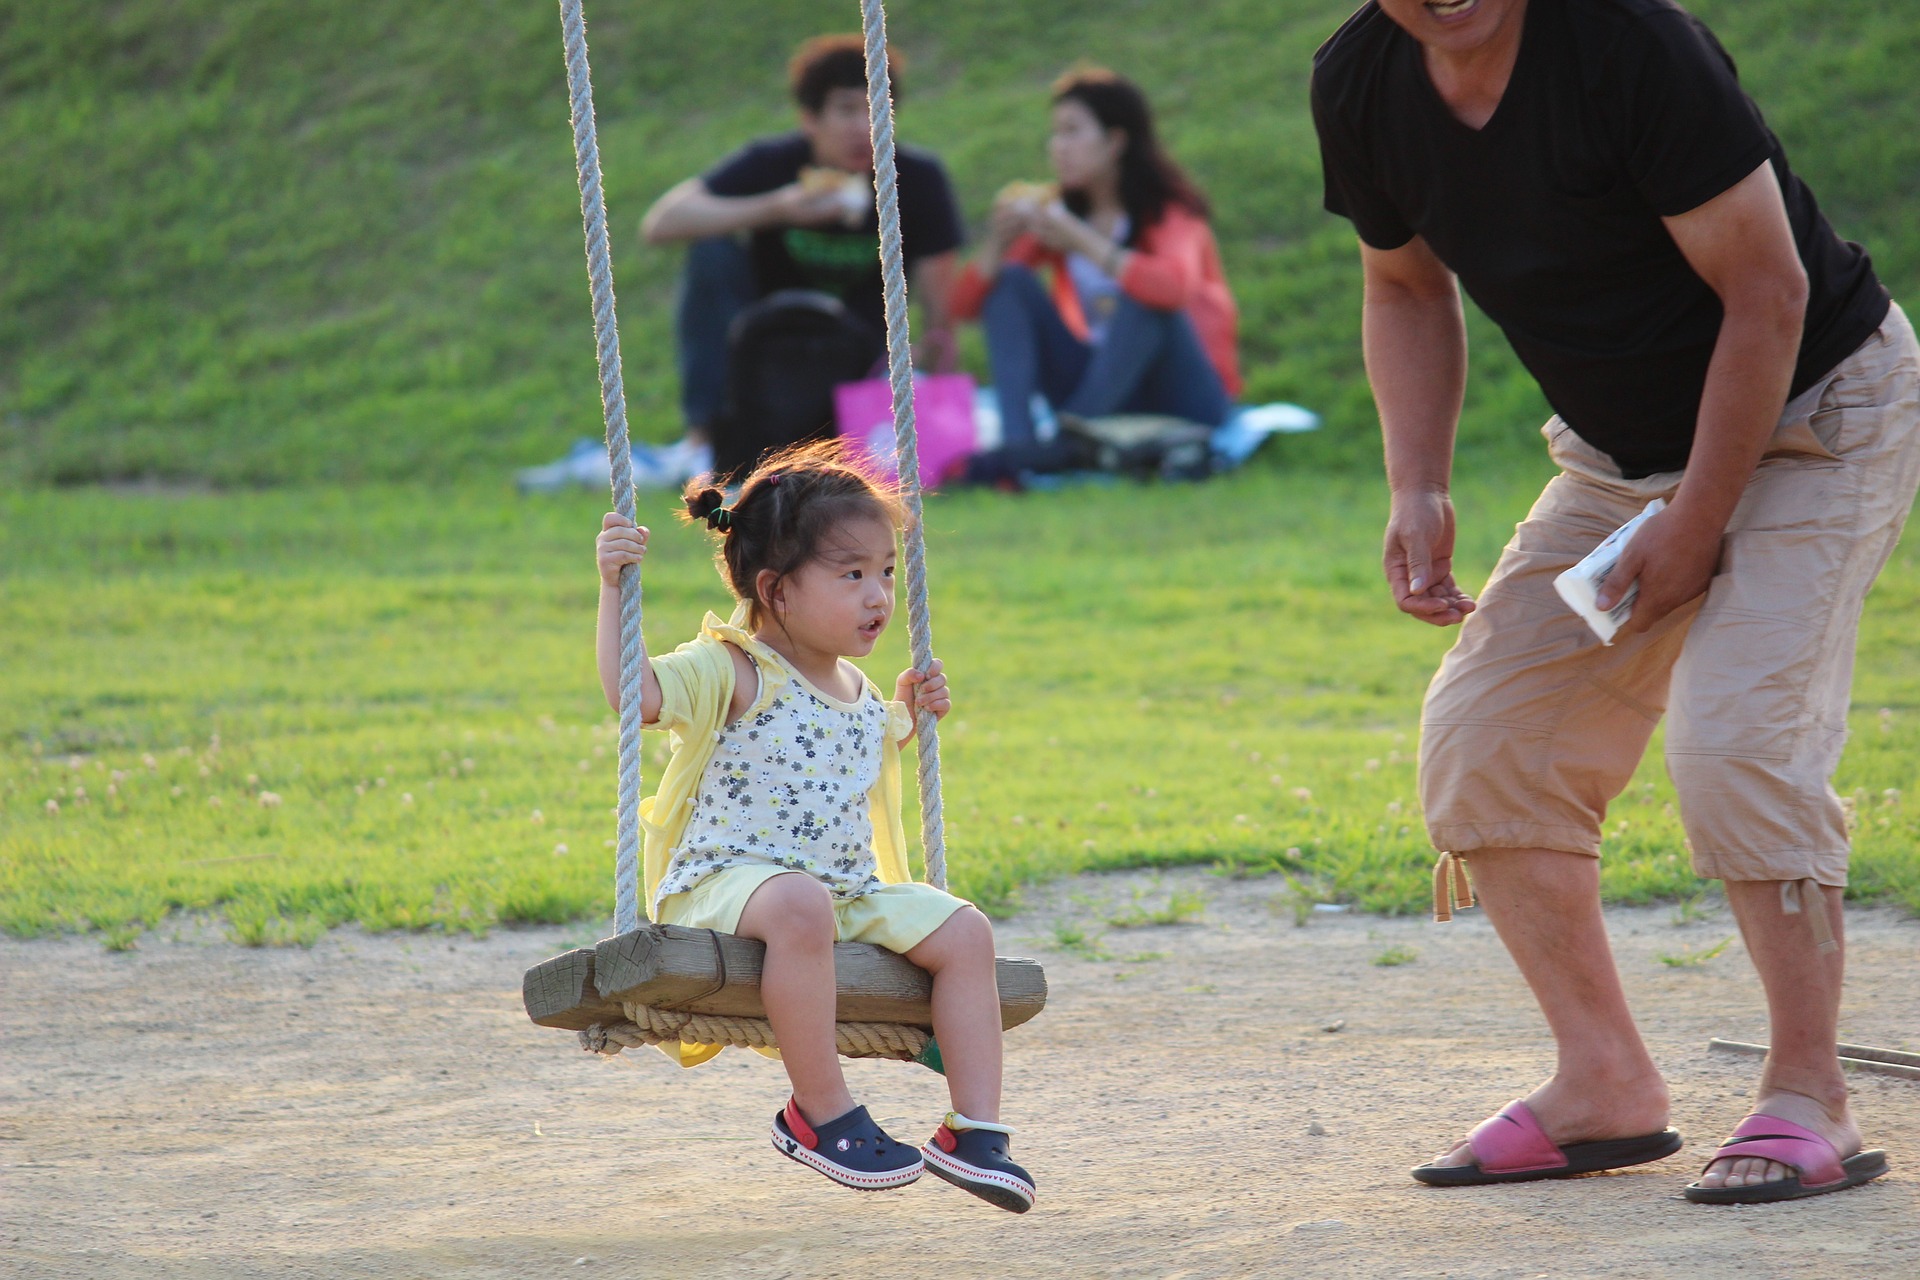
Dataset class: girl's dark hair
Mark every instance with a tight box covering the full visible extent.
[788,34,903,114]
[682,439,904,631]
[1051,66,1209,245]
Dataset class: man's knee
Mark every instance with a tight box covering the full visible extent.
[1667,749,1850,884]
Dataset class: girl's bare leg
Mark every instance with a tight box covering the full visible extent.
[734,873,854,1123]
[906,906,1004,1121]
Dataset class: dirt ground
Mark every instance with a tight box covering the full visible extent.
[4,867,1918,1280]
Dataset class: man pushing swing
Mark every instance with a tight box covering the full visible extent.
[1312,0,1918,1202]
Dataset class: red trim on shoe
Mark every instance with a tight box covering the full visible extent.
[933,1124,959,1153]
[784,1097,818,1150]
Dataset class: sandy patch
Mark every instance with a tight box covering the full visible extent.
[4,868,1918,1279]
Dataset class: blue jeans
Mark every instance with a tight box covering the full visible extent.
[976,264,1231,475]
[675,237,759,430]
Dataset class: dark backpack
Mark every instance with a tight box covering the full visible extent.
[711,290,883,480]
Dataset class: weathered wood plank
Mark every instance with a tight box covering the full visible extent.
[520,947,629,1031]
[522,924,1047,1033]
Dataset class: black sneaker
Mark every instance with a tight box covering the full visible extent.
[922,1113,1035,1213]
[770,1098,923,1191]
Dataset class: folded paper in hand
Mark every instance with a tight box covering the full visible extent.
[1552,499,1665,645]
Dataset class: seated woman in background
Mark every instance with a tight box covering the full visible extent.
[952,67,1241,483]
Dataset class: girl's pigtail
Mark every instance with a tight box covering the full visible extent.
[685,485,732,533]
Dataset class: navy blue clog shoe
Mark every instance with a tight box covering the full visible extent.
[922,1112,1035,1213]
[771,1098,923,1190]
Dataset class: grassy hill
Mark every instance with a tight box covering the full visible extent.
[2,0,1917,486]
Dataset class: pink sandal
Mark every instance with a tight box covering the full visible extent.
[1412,1099,1682,1186]
[1684,1113,1887,1204]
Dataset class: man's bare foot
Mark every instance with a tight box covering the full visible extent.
[1428,1070,1671,1169]
[1691,1090,1862,1190]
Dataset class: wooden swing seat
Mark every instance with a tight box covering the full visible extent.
[523,923,1048,1044]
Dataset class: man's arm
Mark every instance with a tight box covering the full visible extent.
[910,250,959,372]
[640,176,843,246]
[1361,235,1476,626]
[1597,160,1808,632]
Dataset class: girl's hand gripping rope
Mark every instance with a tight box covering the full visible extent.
[894,658,950,745]
[595,512,660,720]
[597,512,650,587]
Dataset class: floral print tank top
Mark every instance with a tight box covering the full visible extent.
[653,653,888,912]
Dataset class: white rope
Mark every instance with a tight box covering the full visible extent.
[859,0,949,891]
[557,0,644,934]
[555,0,947,942]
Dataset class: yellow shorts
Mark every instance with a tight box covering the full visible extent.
[656,864,970,954]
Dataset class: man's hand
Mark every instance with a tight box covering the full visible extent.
[773,182,858,228]
[1594,503,1720,636]
[1383,489,1476,626]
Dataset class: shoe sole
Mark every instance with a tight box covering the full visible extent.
[1684,1150,1888,1204]
[921,1143,1035,1213]
[770,1124,923,1191]
[1412,1129,1684,1187]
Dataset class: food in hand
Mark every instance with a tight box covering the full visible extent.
[799,166,871,225]
[996,180,1060,211]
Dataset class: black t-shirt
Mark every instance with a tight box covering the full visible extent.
[1312,0,1888,476]
[703,132,964,336]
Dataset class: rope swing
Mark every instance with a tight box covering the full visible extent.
[535,0,1038,1065]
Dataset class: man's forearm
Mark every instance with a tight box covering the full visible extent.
[1668,297,1805,537]
[1365,284,1468,496]
[642,180,787,245]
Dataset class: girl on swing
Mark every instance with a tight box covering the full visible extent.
[594,440,1034,1213]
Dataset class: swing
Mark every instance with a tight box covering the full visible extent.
[521,0,1048,1069]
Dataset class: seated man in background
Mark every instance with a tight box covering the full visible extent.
[640,33,964,480]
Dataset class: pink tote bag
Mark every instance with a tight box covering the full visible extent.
[834,372,977,489]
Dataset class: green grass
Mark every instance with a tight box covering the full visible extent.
[5,469,1920,943]
[1656,937,1735,968]
[1,0,1916,483]
[4,1,1920,940]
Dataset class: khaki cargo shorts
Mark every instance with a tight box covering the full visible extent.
[1421,303,1920,886]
